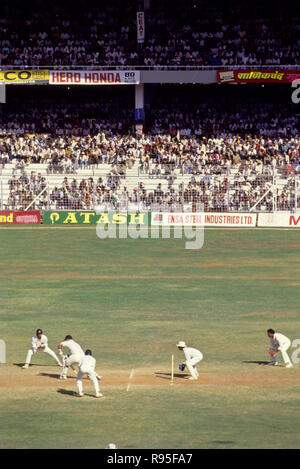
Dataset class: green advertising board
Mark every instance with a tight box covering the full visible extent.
[43,211,150,225]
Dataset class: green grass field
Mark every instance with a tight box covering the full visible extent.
[1,226,300,449]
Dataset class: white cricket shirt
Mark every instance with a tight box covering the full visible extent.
[183,346,202,361]
[32,334,48,349]
[79,355,96,372]
[271,332,291,349]
[61,339,84,356]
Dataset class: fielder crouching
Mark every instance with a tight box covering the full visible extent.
[177,340,203,380]
[267,328,293,368]
[77,349,103,398]
[22,329,62,368]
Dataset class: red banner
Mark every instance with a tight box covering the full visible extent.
[217,70,300,84]
[0,211,40,224]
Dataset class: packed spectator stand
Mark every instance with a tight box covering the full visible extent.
[0,0,299,214]
[0,0,299,67]
[0,85,299,213]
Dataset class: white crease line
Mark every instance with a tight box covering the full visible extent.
[126,368,135,392]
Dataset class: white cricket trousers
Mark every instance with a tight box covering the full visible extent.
[270,341,292,366]
[279,341,292,366]
[77,368,100,395]
[25,346,61,365]
[61,353,84,377]
[186,352,203,378]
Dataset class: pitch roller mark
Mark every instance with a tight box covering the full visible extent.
[126,369,135,392]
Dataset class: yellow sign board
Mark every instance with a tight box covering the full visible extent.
[0,70,49,84]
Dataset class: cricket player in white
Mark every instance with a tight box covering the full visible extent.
[177,340,203,380]
[22,329,62,368]
[77,349,103,398]
[267,329,293,368]
[58,335,85,379]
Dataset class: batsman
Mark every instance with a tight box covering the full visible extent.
[58,335,85,379]
[177,340,203,380]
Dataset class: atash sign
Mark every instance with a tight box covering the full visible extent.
[49,70,140,85]
[43,211,150,225]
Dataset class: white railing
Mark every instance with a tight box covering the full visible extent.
[1,165,300,213]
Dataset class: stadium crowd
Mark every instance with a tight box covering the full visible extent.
[0,90,299,173]
[0,0,299,212]
[0,0,299,66]
[3,93,299,213]
[6,160,299,213]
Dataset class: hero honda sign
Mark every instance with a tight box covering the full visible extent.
[49,70,140,85]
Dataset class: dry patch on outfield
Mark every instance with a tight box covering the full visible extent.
[1,369,300,390]
[272,311,299,319]
[1,269,299,282]
[240,311,299,318]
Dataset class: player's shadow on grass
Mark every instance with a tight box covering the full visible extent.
[57,389,100,398]
[57,388,78,397]
[39,372,63,379]
[155,372,189,380]
[14,363,58,368]
[39,372,89,380]
[243,360,270,365]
